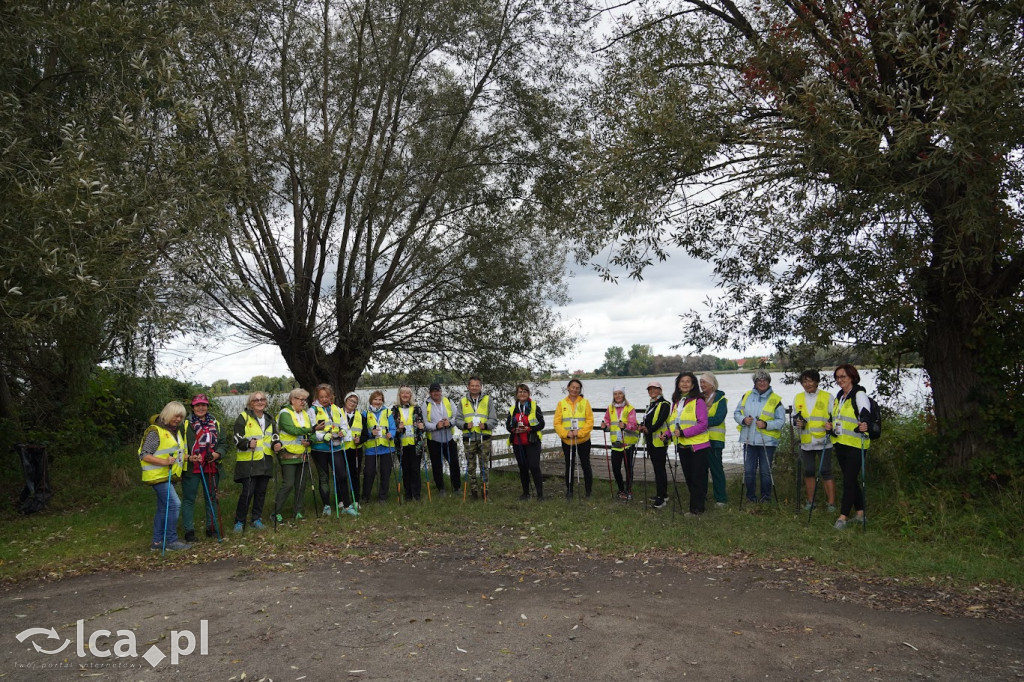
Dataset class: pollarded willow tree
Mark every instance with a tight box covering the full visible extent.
[572,0,1024,470]
[179,0,589,394]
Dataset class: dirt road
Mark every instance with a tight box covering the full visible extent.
[2,547,1021,681]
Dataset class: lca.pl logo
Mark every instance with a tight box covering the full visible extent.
[16,619,209,667]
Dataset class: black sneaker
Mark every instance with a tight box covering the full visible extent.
[184,530,197,543]
[653,497,667,510]
[519,494,530,501]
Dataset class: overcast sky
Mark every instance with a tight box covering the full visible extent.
[158,246,769,385]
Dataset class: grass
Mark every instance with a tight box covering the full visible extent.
[2,438,1022,593]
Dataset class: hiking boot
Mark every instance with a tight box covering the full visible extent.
[275,513,284,524]
[834,518,847,530]
[252,520,266,530]
[342,505,359,517]
[617,491,629,501]
[184,529,197,543]
[519,494,530,501]
[154,540,191,551]
[294,513,304,520]
[233,522,243,533]
[653,497,667,509]
[323,505,332,517]
[715,502,727,508]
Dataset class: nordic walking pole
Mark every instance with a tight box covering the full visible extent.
[198,457,222,543]
[640,434,649,509]
[481,440,489,502]
[162,458,173,557]
[808,448,825,524]
[394,441,403,505]
[860,438,868,533]
[669,443,684,519]
[602,427,614,497]
[329,437,340,518]
[789,407,800,513]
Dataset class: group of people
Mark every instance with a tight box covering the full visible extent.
[138,366,874,551]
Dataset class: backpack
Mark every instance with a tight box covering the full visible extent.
[856,389,882,440]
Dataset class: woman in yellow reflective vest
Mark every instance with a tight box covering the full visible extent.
[733,369,786,503]
[553,378,594,498]
[231,391,284,531]
[138,401,188,551]
[669,372,711,515]
[794,369,836,513]
[507,383,546,500]
[699,372,729,507]
[393,386,425,502]
[827,364,870,530]
[275,388,322,522]
[600,386,639,500]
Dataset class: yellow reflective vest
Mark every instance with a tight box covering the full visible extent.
[237,411,275,463]
[669,398,710,448]
[460,395,492,436]
[794,390,831,447]
[706,394,727,444]
[138,424,184,485]
[605,404,639,448]
[277,407,311,459]
[737,390,783,440]
[395,405,418,447]
[831,391,871,450]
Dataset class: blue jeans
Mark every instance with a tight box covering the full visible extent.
[152,481,181,546]
[743,445,776,502]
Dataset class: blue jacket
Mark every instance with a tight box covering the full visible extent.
[733,387,786,447]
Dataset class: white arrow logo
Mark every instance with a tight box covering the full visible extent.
[15,627,71,655]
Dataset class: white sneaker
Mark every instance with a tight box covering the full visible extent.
[323,505,331,517]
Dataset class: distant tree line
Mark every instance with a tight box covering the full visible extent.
[595,345,740,376]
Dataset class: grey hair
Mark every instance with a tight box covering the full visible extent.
[699,372,719,391]
[752,369,771,384]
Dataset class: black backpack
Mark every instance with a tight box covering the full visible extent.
[852,388,882,440]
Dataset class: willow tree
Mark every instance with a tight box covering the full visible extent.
[180,0,585,394]
[0,2,213,425]
[574,0,1024,470]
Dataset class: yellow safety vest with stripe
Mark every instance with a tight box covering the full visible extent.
[644,400,670,448]
[736,390,783,439]
[460,395,492,435]
[794,391,831,446]
[237,411,274,463]
[312,404,344,445]
[395,405,417,447]
[831,392,871,450]
[706,394,727,443]
[669,398,711,447]
[365,408,393,449]
[277,407,311,459]
[605,404,639,447]
[138,424,185,484]
[341,411,364,450]
[560,399,588,429]
[507,401,540,444]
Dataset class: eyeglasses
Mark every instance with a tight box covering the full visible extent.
[253,398,267,403]
[835,374,848,379]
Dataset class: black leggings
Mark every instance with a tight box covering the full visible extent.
[647,444,668,498]
[611,446,636,493]
[513,441,543,497]
[562,439,593,495]
[313,449,353,509]
[427,439,461,492]
[234,475,269,524]
[679,445,709,514]
[835,443,865,516]
[362,454,394,502]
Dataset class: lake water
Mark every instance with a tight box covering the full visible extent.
[216,368,926,465]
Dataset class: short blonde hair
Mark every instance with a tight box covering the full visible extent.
[289,388,310,401]
[158,401,187,424]
[247,392,268,409]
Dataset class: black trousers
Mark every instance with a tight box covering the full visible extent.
[234,475,269,524]
[561,439,593,495]
[611,445,636,493]
[835,443,865,516]
[513,441,543,497]
[362,453,394,502]
[648,444,668,499]
[679,445,709,514]
[400,444,422,500]
[313,449,353,509]
[346,449,362,501]
[427,439,460,492]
